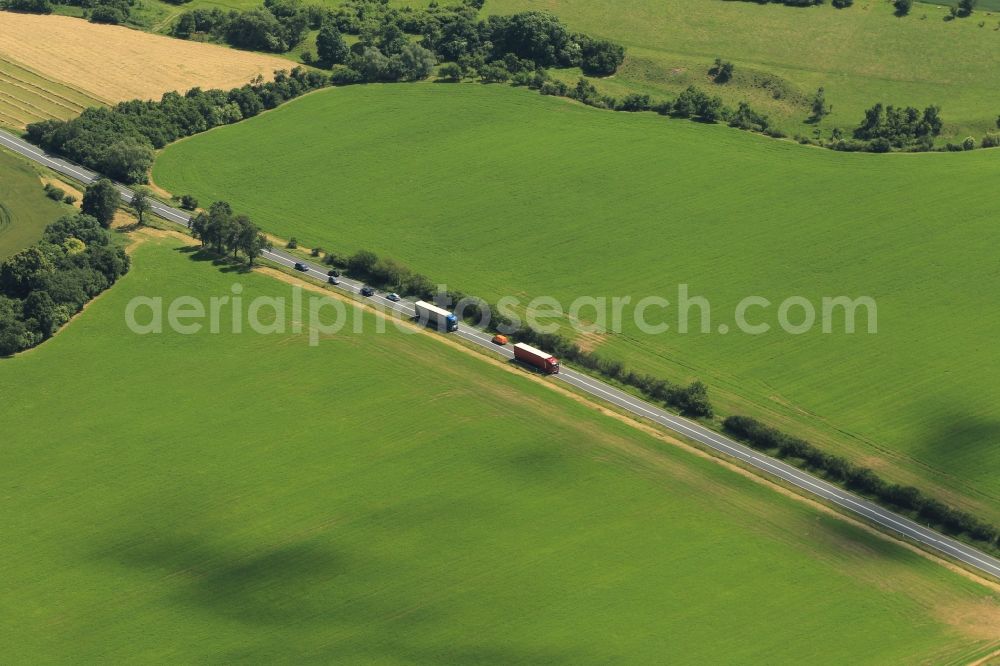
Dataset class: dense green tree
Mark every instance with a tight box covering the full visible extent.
[0,297,37,356]
[316,23,350,64]
[348,249,378,275]
[236,217,271,265]
[82,179,120,228]
[0,247,56,298]
[956,0,977,16]
[89,4,126,24]
[130,187,152,226]
[23,290,62,338]
[578,37,625,76]
[1,0,53,13]
[893,0,913,15]
[486,11,577,68]
[102,140,155,184]
[43,214,109,247]
[389,43,437,82]
[437,62,464,82]
[352,47,391,81]
[225,8,291,52]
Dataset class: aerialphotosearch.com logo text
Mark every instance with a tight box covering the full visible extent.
[124,283,878,345]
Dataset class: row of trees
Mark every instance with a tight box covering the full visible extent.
[724,415,1000,550]
[1,0,135,23]
[26,67,327,183]
[531,76,778,137]
[0,214,130,356]
[189,202,271,266]
[331,246,715,418]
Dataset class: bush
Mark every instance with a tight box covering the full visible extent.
[710,58,734,84]
[179,194,199,210]
[728,101,770,132]
[962,136,976,150]
[63,194,77,205]
[310,247,322,257]
[981,133,1000,148]
[286,237,298,249]
[539,80,569,97]
[672,86,725,122]
[43,183,65,202]
[894,0,913,15]
[617,93,652,112]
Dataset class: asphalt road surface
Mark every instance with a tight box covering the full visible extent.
[3,128,999,581]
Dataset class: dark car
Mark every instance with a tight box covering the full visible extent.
[360,286,375,297]
[328,276,340,285]
[294,262,308,272]
[327,269,340,277]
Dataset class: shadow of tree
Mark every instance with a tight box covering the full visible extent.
[174,245,251,274]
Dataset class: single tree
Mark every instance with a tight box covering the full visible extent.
[242,232,271,266]
[130,187,152,226]
[957,0,977,16]
[810,87,831,121]
[316,23,349,65]
[81,178,120,228]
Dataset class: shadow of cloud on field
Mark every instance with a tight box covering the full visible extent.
[910,407,1000,480]
[92,516,592,664]
[96,530,356,625]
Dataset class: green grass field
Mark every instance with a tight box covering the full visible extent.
[1,234,997,662]
[153,84,1000,524]
[483,0,1000,140]
[0,55,105,129]
[0,147,70,258]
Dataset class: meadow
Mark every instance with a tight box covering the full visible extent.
[154,84,1000,524]
[0,234,998,662]
[0,148,68,257]
[483,0,1000,140]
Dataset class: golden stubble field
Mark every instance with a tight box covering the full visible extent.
[0,13,290,107]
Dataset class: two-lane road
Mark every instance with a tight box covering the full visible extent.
[3,127,998,582]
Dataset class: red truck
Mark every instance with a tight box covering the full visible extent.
[513,342,560,375]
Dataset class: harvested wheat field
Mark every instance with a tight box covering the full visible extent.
[0,14,289,111]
